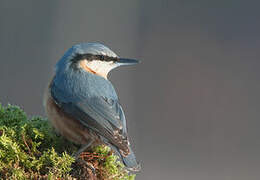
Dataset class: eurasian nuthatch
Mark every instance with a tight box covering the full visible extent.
[44,43,140,171]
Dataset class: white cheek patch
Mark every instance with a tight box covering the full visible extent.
[84,60,117,78]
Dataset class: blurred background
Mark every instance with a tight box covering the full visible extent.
[1,0,260,179]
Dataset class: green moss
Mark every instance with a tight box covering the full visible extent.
[0,104,136,180]
[91,146,136,180]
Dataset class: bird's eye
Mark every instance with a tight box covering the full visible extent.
[99,55,105,60]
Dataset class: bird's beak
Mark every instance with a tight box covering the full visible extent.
[117,58,140,66]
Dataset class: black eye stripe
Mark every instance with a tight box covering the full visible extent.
[72,53,119,62]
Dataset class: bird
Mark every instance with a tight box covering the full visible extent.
[43,42,140,172]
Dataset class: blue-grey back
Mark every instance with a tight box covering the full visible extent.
[52,68,118,103]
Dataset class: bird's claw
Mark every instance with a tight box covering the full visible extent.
[77,159,96,175]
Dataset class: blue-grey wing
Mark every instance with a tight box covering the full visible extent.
[78,97,127,134]
[51,82,129,153]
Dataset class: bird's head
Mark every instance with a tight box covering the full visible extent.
[55,43,139,79]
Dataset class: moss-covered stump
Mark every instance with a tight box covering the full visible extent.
[0,104,136,180]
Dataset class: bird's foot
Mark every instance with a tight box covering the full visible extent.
[76,158,96,175]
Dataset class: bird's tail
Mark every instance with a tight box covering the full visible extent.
[108,144,141,172]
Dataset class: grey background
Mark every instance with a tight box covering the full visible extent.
[1,1,260,179]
